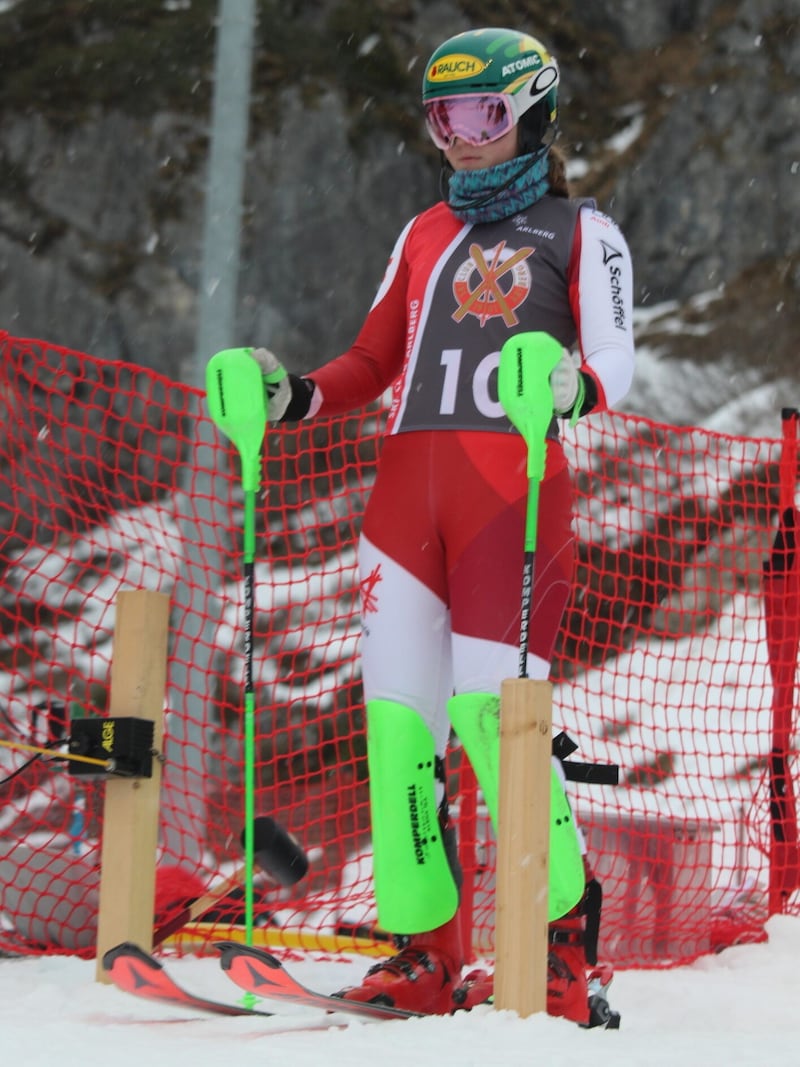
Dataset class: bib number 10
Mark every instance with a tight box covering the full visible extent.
[439,348,503,419]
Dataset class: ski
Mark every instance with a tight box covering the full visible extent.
[102,941,275,1018]
[105,939,617,1030]
[216,941,619,1030]
[216,941,420,1021]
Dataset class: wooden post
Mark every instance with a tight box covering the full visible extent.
[95,589,170,982]
[494,677,552,1016]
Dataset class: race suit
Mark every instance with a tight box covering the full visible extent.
[303,192,634,933]
[308,195,634,749]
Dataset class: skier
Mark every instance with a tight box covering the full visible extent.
[250,27,634,1022]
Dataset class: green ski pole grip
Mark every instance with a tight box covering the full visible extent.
[498,331,562,481]
[205,347,267,494]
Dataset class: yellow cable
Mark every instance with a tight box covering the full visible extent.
[0,735,112,769]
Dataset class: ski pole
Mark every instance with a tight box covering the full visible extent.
[495,332,581,1016]
[205,347,267,947]
[497,332,562,677]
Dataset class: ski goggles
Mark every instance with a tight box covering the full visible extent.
[423,61,559,151]
[424,93,519,150]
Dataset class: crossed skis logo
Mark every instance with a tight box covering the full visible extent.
[452,240,534,327]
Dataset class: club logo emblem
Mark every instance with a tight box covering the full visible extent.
[452,241,534,327]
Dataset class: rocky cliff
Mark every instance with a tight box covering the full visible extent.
[0,0,797,421]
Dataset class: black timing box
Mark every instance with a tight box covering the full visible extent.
[68,716,155,777]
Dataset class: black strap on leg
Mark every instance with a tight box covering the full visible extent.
[548,878,602,967]
[435,756,463,893]
[582,878,602,966]
[552,731,619,786]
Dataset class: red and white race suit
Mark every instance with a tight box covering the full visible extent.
[307,194,634,752]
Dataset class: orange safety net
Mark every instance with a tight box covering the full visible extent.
[1,332,797,967]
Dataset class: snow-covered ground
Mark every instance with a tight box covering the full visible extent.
[3,916,798,1066]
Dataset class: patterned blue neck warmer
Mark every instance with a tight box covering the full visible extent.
[447,147,550,224]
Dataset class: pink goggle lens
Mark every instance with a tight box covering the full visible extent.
[424,95,515,150]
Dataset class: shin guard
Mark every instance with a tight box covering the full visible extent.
[447,691,585,920]
[366,699,459,934]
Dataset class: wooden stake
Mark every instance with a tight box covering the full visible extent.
[95,589,170,982]
[494,677,552,1016]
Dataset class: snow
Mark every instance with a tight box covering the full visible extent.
[2,917,798,1064]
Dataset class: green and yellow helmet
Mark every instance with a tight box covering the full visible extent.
[422,27,559,129]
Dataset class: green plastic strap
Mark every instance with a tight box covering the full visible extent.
[366,699,459,934]
[568,371,586,428]
[447,692,585,920]
[261,362,287,390]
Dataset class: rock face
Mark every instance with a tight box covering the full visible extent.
[0,0,797,401]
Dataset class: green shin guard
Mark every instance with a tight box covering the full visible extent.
[366,699,459,934]
[447,692,503,820]
[447,691,585,920]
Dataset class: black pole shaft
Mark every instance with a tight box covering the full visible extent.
[243,559,254,696]
[519,551,534,679]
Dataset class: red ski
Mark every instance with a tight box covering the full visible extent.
[103,941,275,1018]
[216,941,418,1020]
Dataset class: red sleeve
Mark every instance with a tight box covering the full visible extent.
[307,221,413,416]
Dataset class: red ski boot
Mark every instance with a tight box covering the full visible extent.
[337,910,464,1015]
[547,910,590,1025]
[585,961,621,1029]
[548,889,621,1028]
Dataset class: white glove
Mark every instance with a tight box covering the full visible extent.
[251,347,291,422]
[549,349,584,418]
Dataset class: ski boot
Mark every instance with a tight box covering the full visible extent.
[584,961,621,1029]
[548,895,620,1027]
[452,963,494,1009]
[547,910,592,1024]
[336,909,465,1015]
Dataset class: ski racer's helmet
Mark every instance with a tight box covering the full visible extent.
[422,28,559,152]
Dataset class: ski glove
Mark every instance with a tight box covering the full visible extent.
[251,347,315,423]
[549,350,597,426]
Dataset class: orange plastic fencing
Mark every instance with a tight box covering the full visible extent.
[1,332,797,967]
